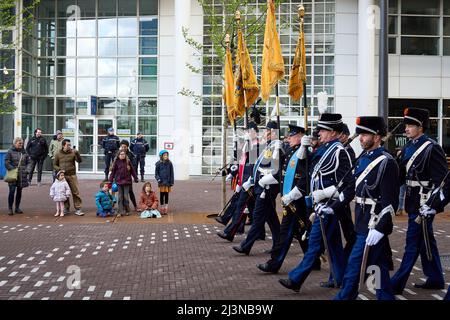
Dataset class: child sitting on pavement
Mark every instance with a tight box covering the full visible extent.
[138,182,161,218]
[95,181,115,217]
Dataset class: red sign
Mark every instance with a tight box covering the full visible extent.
[164,142,174,150]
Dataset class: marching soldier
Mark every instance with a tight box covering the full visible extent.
[340,123,356,163]
[216,122,260,241]
[231,121,281,255]
[335,116,399,300]
[279,113,354,292]
[130,132,149,182]
[214,162,240,226]
[391,108,447,294]
[257,124,320,274]
[102,128,120,181]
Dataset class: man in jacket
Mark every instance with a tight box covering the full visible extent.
[102,128,120,181]
[49,130,64,182]
[53,139,84,216]
[26,128,48,186]
[130,132,149,182]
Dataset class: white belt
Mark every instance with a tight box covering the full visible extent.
[406,180,429,187]
[355,197,377,206]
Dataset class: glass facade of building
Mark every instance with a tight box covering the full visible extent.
[17,0,158,172]
[201,0,336,174]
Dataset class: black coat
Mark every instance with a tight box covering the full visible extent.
[155,160,174,186]
[5,147,30,188]
[26,135,48,160]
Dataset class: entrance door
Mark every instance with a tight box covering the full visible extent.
[76,116,115,173]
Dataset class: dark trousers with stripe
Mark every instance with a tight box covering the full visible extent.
[224,189,254,239]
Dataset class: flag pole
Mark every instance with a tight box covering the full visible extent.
[235,11,249,130]
[222,34,231,209]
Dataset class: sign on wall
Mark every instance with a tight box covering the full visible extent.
[164,142,174,150]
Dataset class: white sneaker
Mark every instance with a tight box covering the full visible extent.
[75,209,84,216]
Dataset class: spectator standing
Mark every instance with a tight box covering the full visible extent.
[155,150,174,215]
[48,130,64,182]
[53,139,84,216]
[26,128,48,186]
[102,128,120,181]
[130,132,149,182]
[49,170,71,217]
[113,140,138,211]
[4,137,30,215]
[109,150,138,216]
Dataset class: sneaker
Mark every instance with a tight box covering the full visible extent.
[15,208,23,214]
[74,209,84,216]
[63,209,70,215]
[8,209,13,216]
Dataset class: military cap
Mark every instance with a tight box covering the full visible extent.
[317,113,343,132]
[355,116,387,136]
[403,107,429,129]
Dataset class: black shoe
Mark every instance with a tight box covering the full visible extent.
[217,231,233,242]
[279,279,301,292]
[257,263,279,274]
[214,216,226,225]
[233,245,249,255]
[141,176,145,182]
[320,281,337,288]
[413,282,444,290]
[15,208,23,214]
[8,209,13,216]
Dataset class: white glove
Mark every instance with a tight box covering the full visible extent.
[301,135,312,146]
[244,133,250,141]
[230,164,238,173]
[312,185,337,203]
[225,173,233,182]
[281,186,303,206]
[273,140,282,150]
[242,177,254,191]
[420,204,436,217]
[314,203,334,218]
[365,229,384,246]
[258,173,278,188]
[235,185,242,193]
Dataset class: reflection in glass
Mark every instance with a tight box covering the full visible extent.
[98,58,117,76]
[118,18,137,36]
[56,99,75,115]
[98,38,117,56]
[97,119,113,136]
[98,18,117,37]
[78,156,93,171]
[77,58,96,76]
[138,117,157,135]
[38,58,55,76]
[139,17,157,36]
[57,58,75,76]
[78,119,94,135]
[140,0,158,15]
[401,37,438,55]
[76,99,88,115]
[139,37,157,55]
[36,116,55,134]
[138,98,157,115]
[77,19,96,37]
[56,77,75,95]
[118,58,137,76]
[138,77,157,95]
[117,116,136,134]
[77,78,96,96]
[57,38,76,56]
[117,99,136,115]
[98,98,116,116]
[118,77,136,96]
[118,0,136,16]
[118,38,137,56]
[98,0,117,17]
[77,38,96,56]
[55,116,75,132]
[98,77,117,96]
[37,77,55,95]
[37,98,54,114]
[77,0,96,17]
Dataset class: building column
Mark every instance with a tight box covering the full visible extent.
[14,0,23,138]
[357,0,376,116]
[173,0,191,180]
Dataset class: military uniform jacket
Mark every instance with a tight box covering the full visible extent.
[252,139,281,196]
[346,144,356,166]
[238,140,260,186]
[130,138,149,156]
[280,144,307,196]
[102,135,120,155]
[351,147,399,235]
[309,139,355,211]
[398,134,448,214]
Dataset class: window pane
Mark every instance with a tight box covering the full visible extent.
[444,18,450,36]
[138,117,157,135]
[77,38,96,56]
[57,58,75,76]
[56,77,75,95]
[0,114,14,150]
[117,99,136,115]
[389,37,397,54]
[77,58,96,76]
[98,58,117,76]
[37,77,55,95]
[98,0,117,17]
[38,0,55,18]
[389,0,398,14]
[401,17,439,36]
[401,37,438,55]
[98,18,117,37]
[37,98,54,114]
[22,96,34,114]
[118,38,137,56]
[77,78,96,96]
[61,19,77,37]
[77,19,96,37]
[401,0,440,15]
[97,78,116,96]
[37,19,56,38]
[56,98,75,115]
[98,38,117,56]
[98,98,116,116]
[444,39,450,55]
[57,38,76,56]
[445,0,450,15]
[140,0,158,15]
[118,18,137,36]
[77,0,96,17]
[388,16,397,34]
[147,136,157,155]
[117,116,136,134]
[443,119,450,155]
[139,37,157,55]
[117,77,136,96]
[139,17,157,36]
[57,0,78,17]
[38,38,56,56]
[38,58,55,76]
[118,0,136,16]
[118,58,137,76]
[138,77,157,95]
[36,116,55,134]
[55,116,75,135]
[138,98,157,115]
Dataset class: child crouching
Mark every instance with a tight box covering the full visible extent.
[95,182,115,217]
[139,182,161,218]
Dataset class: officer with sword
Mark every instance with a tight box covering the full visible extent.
[391,108,447,294]
[334,116,399,300]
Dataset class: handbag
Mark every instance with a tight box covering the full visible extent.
[4,153,23,183]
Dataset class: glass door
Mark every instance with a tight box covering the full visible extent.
[76,117,115,173]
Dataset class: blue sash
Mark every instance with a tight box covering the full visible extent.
[283,152,299,196]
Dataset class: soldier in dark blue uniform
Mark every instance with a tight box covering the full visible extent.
[279,113,354,292]
[256,124,320,273]
[391,108,447,294]
[130,132,149,182]
[216,122,260,241]
[102,128,120,181]
[215,162,240,226]
[231,121,281,255]
[335,116,399,300]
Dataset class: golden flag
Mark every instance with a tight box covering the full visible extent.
[224,47,236,123]
[261,1,285,102]
[288,18,307,102]
[233,28,259,117]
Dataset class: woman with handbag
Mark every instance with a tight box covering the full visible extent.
[4,137,30,215]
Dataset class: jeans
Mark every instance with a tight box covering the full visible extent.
[8,185,22,209]
[28,157,45,183]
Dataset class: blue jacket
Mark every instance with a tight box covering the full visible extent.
[155,160,174,186]
[95,190,114,211]
[130,138,149,156]
[102,135,120,154]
